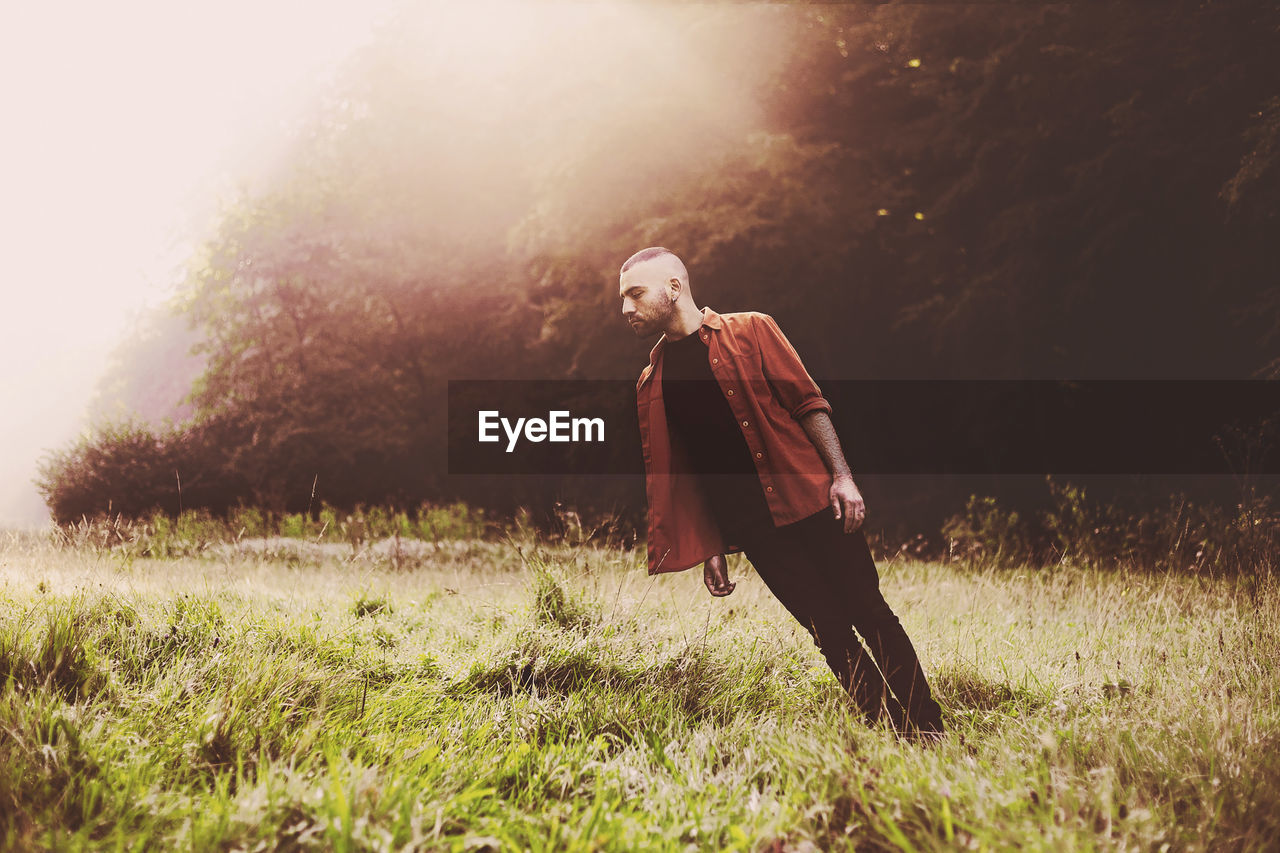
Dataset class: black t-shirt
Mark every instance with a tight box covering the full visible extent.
[660,331,774,541]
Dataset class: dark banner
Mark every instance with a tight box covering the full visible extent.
[447,380,1279,476]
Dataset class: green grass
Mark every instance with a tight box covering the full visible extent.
[0,528,1276,851]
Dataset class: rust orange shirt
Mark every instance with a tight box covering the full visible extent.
[636,307,834,575]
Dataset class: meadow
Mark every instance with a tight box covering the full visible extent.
[1,519,1277,851]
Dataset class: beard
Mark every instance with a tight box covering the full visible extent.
[630,301,676,337]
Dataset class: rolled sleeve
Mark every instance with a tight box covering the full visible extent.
[753,313,832,420]
[790,394,832,419]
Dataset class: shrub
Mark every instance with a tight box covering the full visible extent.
[941,478,1278,575]
[36,421,176,523]
[420,501,487,540]
[229,505,270,539]
[942,494,1034,568]
[36,418,246,524]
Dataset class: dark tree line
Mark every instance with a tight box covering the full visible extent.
[41,2,1280,532]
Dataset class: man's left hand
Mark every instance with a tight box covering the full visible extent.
[829,475,866,533]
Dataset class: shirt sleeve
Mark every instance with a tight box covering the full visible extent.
[752,313,833,420]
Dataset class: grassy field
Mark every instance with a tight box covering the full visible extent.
[1,528,1277,851]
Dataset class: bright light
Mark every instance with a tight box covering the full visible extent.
[0,0,787,525]
[0,0,397,525]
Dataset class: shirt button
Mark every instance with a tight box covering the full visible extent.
[726,389,734,396]
[766,486,774,493]
[741,420,749,427]
[712,358,719,364]
[755,451,763,459]
[702,334,708,341]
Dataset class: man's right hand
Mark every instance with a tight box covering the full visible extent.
[703,554,735,597]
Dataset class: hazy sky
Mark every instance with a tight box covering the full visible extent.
[0,0,398,526]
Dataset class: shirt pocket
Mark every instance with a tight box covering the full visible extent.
[716,328,758,364]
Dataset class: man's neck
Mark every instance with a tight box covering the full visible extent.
[664,304,705,341]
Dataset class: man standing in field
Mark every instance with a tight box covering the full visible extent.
[620,246,944,740]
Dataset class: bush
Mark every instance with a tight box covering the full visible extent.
[229,505,269,539]
[36,421,176,523]
[36,418,246,524]
[419,502,488,541]
[942,477,1278,575]
[942,494,1034,568]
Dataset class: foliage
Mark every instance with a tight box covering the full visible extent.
[34,419,245,524]
[53,4,1280,528]
[942,477,1279,575]
[942,494,1032,569]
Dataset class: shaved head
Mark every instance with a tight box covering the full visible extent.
[618,246,702,338]
[619,247,688,288]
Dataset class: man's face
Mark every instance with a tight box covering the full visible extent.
[619,265,676,338]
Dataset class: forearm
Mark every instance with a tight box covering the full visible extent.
[799,411,853,481]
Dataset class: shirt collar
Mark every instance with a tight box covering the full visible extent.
[646,306,722,364]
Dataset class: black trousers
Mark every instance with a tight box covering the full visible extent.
[735,509,944,734]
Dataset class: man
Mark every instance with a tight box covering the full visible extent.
[620,246,944,740]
